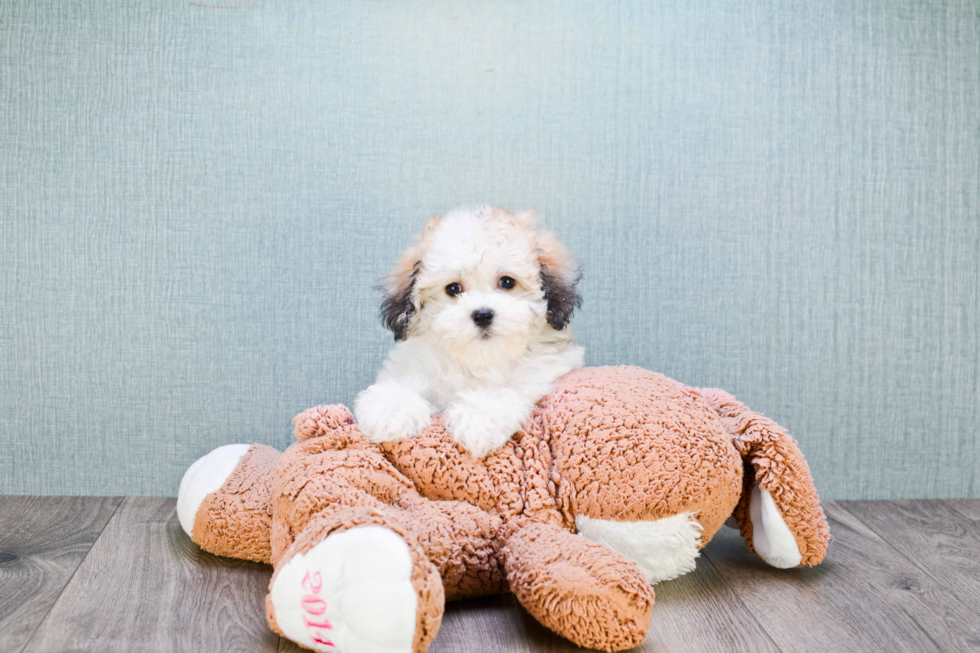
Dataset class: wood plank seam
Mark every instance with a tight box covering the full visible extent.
[14,497,124,653]
[939,500,980,523]
[702,501,980,652]
[696,555,785,651]
[687,550,784,652]
[832,501,980,620]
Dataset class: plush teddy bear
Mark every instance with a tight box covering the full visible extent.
[177,366,829,653]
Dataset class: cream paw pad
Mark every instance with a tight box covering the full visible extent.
[269,526,422,653]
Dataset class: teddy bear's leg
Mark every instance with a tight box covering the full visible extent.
[699,388,830,568]
[175,406,359,563]
[277,406,509,602]
[266,506,444,653]
[501,521,654,653]
[177,443,280,563]
[397,498,507,601]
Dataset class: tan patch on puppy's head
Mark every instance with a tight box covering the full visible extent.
[380,215,440,340]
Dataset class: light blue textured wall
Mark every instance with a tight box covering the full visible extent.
[1,1,977,499]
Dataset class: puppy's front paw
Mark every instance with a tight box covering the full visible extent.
[444,391,531,458]
[354,383,432,443]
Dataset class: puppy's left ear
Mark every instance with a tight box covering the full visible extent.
[380,215,439,340]
[536,229,581,330]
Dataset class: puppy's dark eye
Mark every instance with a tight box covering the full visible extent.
[445,282,462,297]
[498,276,516,290]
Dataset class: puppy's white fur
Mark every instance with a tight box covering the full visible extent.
[355,206,583,458]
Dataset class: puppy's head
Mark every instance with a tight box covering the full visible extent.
[380,206,580,370]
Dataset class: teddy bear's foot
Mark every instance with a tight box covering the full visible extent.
[177,443,280,563]
[267,509,444,653]
[502,521,654,652]
[269,527,418,652]
[698,387,830,568]
[747,483,803,568]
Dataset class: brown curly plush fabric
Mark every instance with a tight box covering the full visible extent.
[698,387,830,566]
[545,367,744,544]
[270,422,506,601]
[501,521,654,651]
[191,444,279,564]
[188,365,829,652]
[379,367,748,548]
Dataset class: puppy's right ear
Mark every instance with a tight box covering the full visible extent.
[379,215,439,340]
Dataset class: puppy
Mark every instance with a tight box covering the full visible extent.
[354,206,584,457]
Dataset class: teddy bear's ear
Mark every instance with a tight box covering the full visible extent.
[379,215,439,340]
[536,228,581,330]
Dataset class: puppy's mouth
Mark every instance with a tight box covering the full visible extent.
[479,331,493,340]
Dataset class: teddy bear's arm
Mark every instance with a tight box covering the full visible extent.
[501,520,654,652]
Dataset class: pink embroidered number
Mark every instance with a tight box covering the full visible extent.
[301,571,334,647]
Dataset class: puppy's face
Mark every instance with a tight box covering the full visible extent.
[381,207,580,370]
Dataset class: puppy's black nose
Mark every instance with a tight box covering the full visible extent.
[471,308,494,328]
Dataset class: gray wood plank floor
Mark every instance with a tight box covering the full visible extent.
[2,498,979,653]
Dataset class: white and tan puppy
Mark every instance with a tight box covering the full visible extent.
[354,206,584,457]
